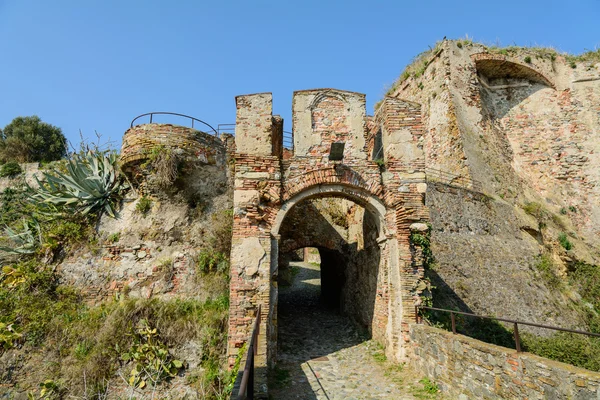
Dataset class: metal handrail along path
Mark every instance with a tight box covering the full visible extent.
[237,304,262,400]
[416,305,600,353]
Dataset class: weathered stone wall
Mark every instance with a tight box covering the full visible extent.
[426,182,583,330]
[227,87,431,395]
[292,89,367,160]
[120,123,225,170]
[409,324,600,399]
[389,40,600,331]
[54,123,233,304]
[387,45,469,177]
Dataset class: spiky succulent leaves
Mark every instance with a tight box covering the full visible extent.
[30,150,126,218]
[0,219,41,255]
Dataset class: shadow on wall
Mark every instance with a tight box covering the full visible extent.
[426,268,516,349]
[277,198,381,333]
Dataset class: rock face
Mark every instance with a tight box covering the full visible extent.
[389,40,600,329]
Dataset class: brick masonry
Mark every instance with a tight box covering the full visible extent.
[121,123,225,170]
[227,89,431,394]
[409,324,600,399]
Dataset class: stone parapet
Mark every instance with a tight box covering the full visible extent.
[410,324,600,399]
[120,123,224,170]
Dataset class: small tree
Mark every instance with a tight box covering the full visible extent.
[0,116,67,163]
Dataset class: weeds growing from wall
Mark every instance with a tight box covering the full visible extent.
[0,261,233,398]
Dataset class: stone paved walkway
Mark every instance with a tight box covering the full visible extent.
[270,261,440,400]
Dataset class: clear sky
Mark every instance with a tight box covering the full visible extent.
[1,0,599,149]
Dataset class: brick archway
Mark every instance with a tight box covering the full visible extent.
[227,89,430,395]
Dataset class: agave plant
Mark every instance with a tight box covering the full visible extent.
[0,218,41,255]
[29,150,127,218]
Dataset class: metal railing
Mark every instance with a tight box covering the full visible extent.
[236,305,261,400]
[283,131,293,150]
[416,305,600,353]
[425,167,483,192]
[130,112,218,135]
[218,124,236,135]
[217,124,294,150]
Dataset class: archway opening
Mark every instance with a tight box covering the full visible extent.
[271,195,384,396]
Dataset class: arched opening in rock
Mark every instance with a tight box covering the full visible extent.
[272,195,382,394]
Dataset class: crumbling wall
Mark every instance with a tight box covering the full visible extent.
[388,40,600,330]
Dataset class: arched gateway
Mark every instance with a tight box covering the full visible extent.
[227,89,430,389]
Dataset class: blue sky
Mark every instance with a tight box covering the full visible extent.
[1,0,599,149]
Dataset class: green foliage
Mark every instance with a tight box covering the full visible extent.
[558,232,573,250]
[569,261,600,333]
[0,321,21,349]
[135,196,153,217]
[410,229,434,269]
[0,259,231,398]
[523,332,600,372]
[0,116,67,163]
[107,232,121,243]
[0,161,22,177]
[419,378,439,394]
[533,254,563,289]
[559,207,567,215]
[197,249,228,274]
[0,218,41,256]
[524,56,532,64]
[30,150,126,218]
[121,319,183,389]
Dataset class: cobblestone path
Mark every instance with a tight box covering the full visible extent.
[269,261,440,400]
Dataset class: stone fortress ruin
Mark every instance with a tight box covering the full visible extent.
[116,40,600,398]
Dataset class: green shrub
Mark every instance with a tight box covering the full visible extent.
[523,332,600,372]
[0,116,66,163]
[197,249,228,274]
[559,207,567,215]
[419,377,440,394]
[135,196,152,217]
[121,319,183,389]
[107,232,120,243]
[524,56,532,63]
[558,232,573,250]
[0,161,22,177]
[0,261,232,398]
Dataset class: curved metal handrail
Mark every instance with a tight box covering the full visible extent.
[130,112,218,135]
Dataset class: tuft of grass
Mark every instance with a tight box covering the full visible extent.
[107,232,120,243]
[419,377,440,394]
[558,232,573,250]
[135,196,152,217]
[524,55,532,64]
[534,254,563,289]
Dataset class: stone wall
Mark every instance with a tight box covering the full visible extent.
[227,88,431,397]
[390,40,600,331]
[409,324,600,399]
[426,181,582,330]
[120,123,225,170]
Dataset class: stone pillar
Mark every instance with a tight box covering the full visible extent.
[377,97,430,359]
[228,93,282,397]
